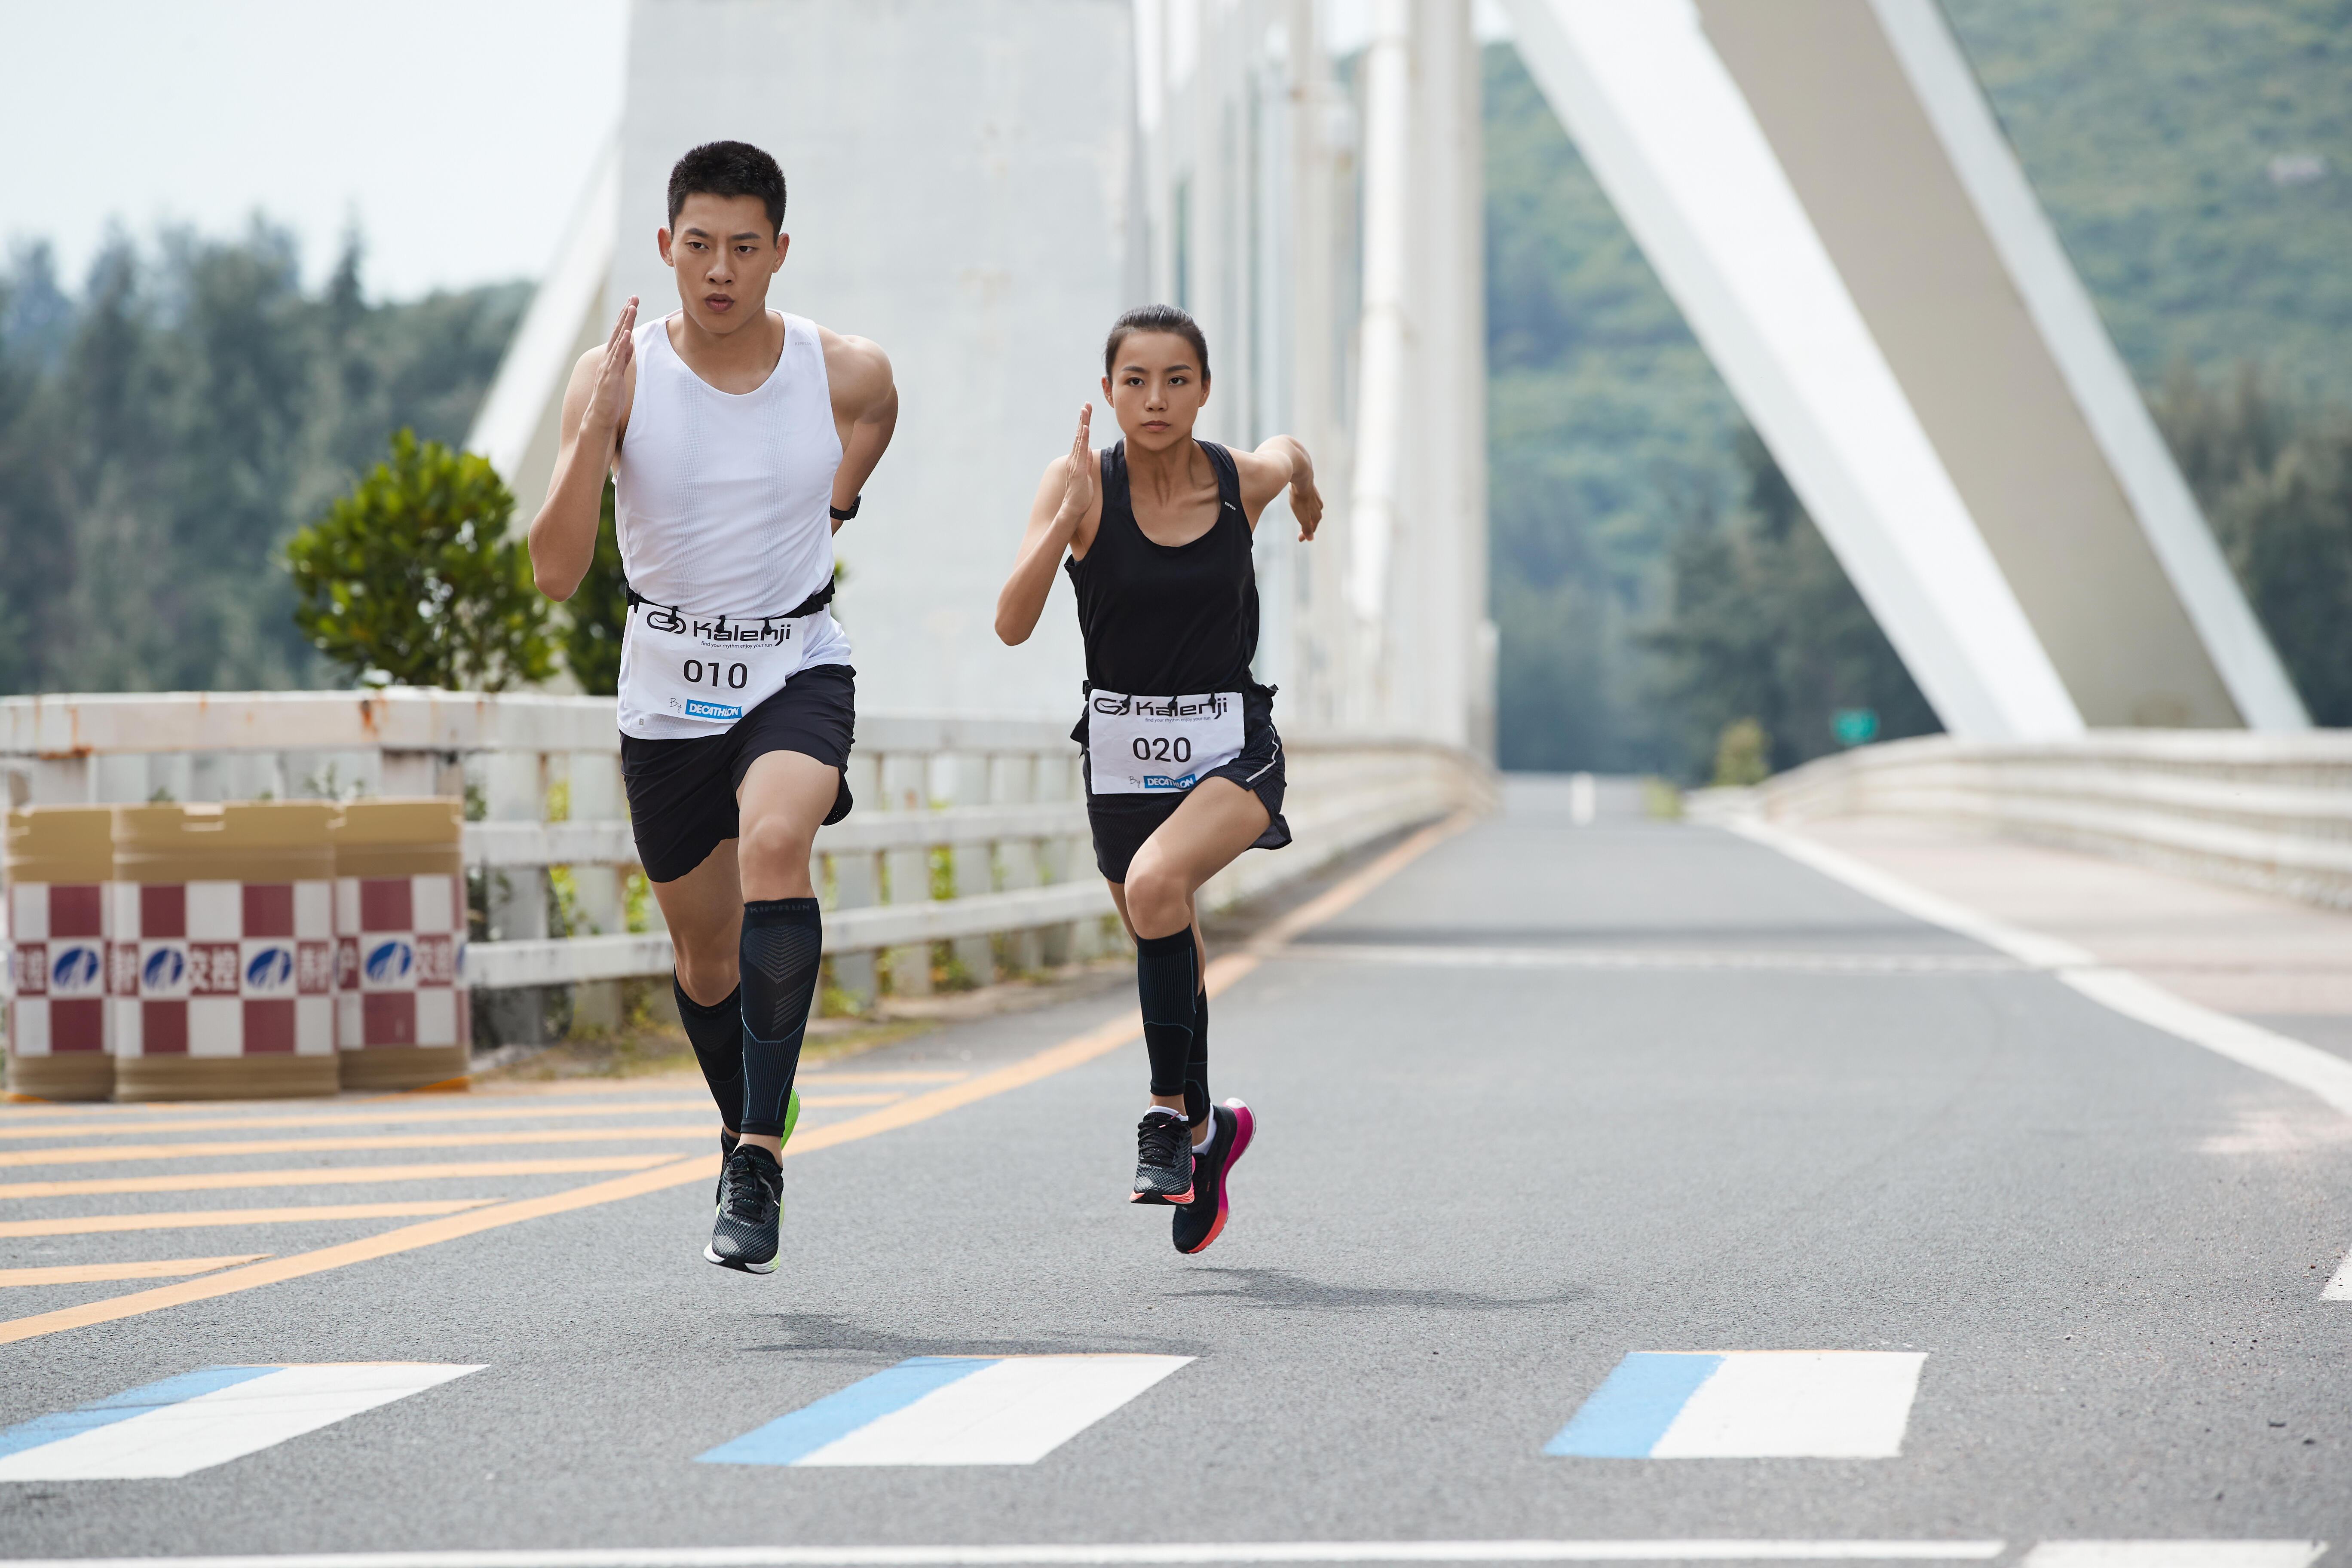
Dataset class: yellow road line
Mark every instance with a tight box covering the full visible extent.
[0,1156,674,1200]
[0,1256,269,1287]
[0,1201,501,1238]
[0,813,1471,1346]
[0,1126,720,1169]
[0,1100,710,1140]
[0,1093,899,1142]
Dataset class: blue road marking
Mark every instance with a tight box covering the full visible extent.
[696,1357,998,1467]
[1544,1353,1724,1458]
[0,1366,280,1461]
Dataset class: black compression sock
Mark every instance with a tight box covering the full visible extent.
[739,898,821,1139]
[1135,930,1197,1100]
[1184,986,1211,1134]
[673,976,743,1128]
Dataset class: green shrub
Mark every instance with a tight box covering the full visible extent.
[286,428,553,690]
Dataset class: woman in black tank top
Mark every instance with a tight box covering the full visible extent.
[996,304,1325,1256]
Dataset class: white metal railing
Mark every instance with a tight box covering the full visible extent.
[1743,730,2352,911]
[2,692,1491,1016]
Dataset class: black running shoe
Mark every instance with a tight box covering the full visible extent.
[706,1143,782,1273]
[1130,1111,1194,1204]
[713,1090,797,1204]
[1173,1099,1253,1254]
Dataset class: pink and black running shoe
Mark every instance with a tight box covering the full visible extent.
[1173,1098,1253,1254]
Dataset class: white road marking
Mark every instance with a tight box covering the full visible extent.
[0,1543,2021,1567]
[1727,819,2352,1123]
[1649,1353,1926,1459]
[2021,1545,2327,1568]
[0,1363,481,1481]
[1280,944,2022,975]
[704,1355,1193,1468]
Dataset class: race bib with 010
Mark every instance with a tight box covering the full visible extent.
[1086,689,1245,795]
[626,606,818,726]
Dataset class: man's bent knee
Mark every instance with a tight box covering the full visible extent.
[1124,862,1191,939]
[738,813,817,890]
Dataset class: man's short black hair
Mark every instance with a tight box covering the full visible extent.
[667,141,787,236]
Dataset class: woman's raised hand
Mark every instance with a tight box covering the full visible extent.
[1055,404,1095,527]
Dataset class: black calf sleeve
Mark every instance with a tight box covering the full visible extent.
[1135,930,1197,1098]
[1184,986,1210,1130]
[740,897,822,1139]
[673,976,743,1128]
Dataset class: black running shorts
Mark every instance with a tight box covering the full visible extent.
[1079,687,1291,884]
[621,662,856,884]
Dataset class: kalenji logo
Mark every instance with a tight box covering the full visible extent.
[364,940,414,985]
[1095,692,1229,720]
[142,948,185,990]
[49,945,102,994]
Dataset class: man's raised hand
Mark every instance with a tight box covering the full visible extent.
[583,297,640,442]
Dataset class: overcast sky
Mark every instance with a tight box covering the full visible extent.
[0,0,629,301]
[0,0,1508,303]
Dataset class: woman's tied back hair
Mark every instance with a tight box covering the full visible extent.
[1104,304,1211,386]
[668,141,787,236]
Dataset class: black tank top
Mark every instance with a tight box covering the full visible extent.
[1064,439,1259,696]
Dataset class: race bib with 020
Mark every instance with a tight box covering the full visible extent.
[1087,689,1245,794]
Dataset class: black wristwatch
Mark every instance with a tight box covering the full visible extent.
[829,495,861,521]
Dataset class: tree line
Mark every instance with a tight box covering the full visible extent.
[0,227,524,694]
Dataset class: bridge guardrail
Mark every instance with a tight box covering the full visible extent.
[1,692,1491,1031]
[1741,731,2352,912]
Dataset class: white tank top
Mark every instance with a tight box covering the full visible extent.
[613,310,853,738]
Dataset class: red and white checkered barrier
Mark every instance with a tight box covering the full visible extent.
[8,882,110,1058]
[107,881,335,1058]
[335,874,469,1051]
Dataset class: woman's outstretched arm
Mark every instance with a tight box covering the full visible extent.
[1230,435,1324,540]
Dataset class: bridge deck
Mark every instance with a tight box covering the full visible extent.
[0,778,2343,1554]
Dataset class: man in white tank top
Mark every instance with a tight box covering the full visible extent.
[528,141,898,1276]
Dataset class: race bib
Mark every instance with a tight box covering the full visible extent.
[624,606,820,727]
[1086,689,1245,795]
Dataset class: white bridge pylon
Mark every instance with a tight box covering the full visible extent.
[471,0,2300,748]
[1501,0,2306,736]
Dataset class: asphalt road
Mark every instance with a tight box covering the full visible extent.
[2,776,2346,1559]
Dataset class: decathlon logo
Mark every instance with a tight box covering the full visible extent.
[684,699,742,720]
[364,940,413,985]
[1142,774,1199,790]
[245,946,295,992]
[143,948,186,990]
[50,946,101,992]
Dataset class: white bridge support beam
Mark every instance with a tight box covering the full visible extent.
[1501,0,2082,742]
[1501,0,2306,737]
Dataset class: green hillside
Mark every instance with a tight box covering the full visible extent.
[1485,0,2352,772]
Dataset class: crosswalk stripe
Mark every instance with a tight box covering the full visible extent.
[0,1201,501,1238]
[1547,1352,1926,1459]
[700,1355,1194,1467]
[0,1127,710,1169]
[0,1363,481,1480]
[0,1156,674,1200]
[0,1256,267,1286]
